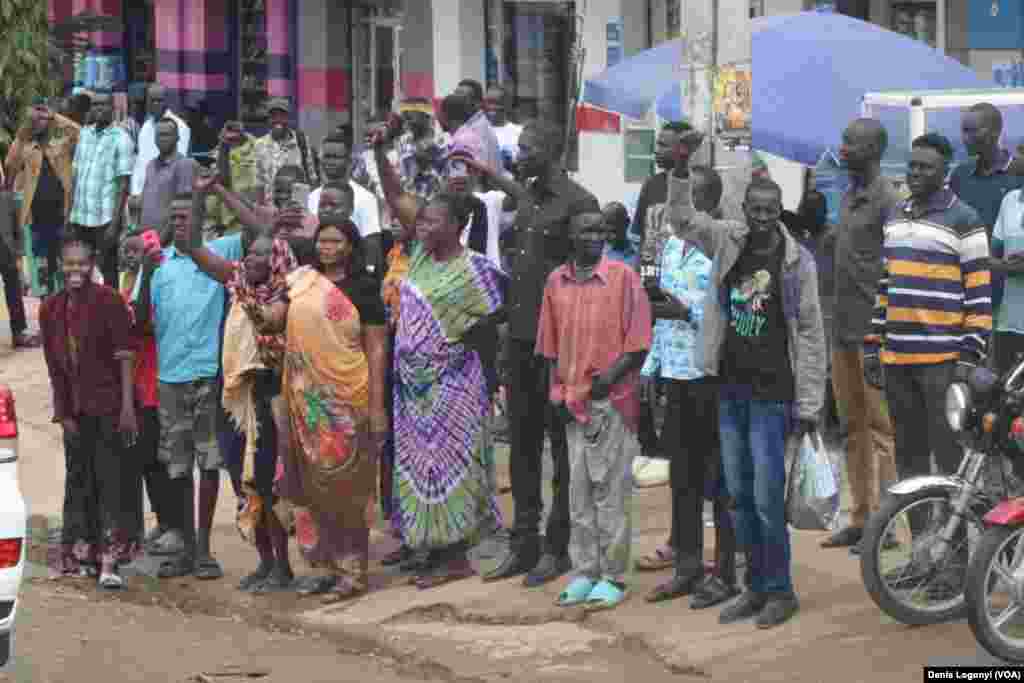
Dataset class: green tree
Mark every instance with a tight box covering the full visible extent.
[0,0,62,156]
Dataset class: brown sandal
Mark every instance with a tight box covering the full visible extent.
[635,546,675,572]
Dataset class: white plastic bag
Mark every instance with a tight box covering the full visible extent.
[785,431,841,531]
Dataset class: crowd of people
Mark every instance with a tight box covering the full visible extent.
[3,76,1020,631]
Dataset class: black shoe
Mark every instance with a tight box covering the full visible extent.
[719,590,766,624]
[646,572,702,603]
[755,594,800,629]
[523,553,571,588]
[238,562,273,592]
[850,531,898,556]
[690,575,740,609]
[821,526,862,549]
[482,539,541,583]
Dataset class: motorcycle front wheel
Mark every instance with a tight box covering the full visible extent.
[860,486,979,625]
[967,525,1024,662]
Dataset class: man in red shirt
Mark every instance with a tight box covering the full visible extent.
[537,212,652,610]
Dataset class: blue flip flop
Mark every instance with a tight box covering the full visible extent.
[585,579,627,611]
[556,577,596,607]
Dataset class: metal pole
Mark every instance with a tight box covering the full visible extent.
[710,0,718,168]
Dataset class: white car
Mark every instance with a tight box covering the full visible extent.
[0,386,25,665]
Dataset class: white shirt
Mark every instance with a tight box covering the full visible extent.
[130,110,191,196]
[461,191,505,268]
[307,180,382,238]
[493,122,523,171]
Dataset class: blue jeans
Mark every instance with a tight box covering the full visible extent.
[718,394,793,595]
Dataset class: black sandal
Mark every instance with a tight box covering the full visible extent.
[157,556,195,579]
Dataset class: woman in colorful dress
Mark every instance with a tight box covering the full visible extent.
[257,215,389,601]
[391,191,506,588]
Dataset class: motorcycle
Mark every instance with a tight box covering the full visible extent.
[965,359,1024,662]
[860,360,1019,625]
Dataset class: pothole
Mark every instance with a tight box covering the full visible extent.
[387,621,616,661]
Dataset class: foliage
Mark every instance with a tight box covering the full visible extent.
[0,0,62,151]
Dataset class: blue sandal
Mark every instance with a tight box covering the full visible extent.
[556,577,596,607]
[585,580,627,611]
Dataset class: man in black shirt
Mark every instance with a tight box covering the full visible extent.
[483,119,599,587]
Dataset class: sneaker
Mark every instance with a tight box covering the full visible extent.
[755,594,800,629]
[719,590,766,624]
[633,457,670,488]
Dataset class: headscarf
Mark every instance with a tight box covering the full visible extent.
[227,237,297,371]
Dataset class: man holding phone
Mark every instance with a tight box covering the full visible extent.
[203,120,260,240]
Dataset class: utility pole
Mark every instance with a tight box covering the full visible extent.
[710,0,719,168]
[682,0,714,167]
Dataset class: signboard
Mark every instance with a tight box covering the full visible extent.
[606,18,623,68]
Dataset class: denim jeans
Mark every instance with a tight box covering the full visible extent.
[718,394,793,595]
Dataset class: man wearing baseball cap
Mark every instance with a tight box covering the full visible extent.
[252,97,319,204]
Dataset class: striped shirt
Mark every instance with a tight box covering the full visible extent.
[865,188,992,366]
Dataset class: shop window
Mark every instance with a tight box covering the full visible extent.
[890,1,937,49]
[624,128,656,184]
[239,0,268,129]
[485,0,579,170]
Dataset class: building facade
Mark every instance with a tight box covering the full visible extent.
[760,0,1024,84]
[53,0,752,205]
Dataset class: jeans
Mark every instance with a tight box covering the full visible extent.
[884,362,961,479]
[507,337,571,556]
[718,394,792,595]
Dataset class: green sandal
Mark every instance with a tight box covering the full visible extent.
[585,580,627,611]
[556,577,596,607]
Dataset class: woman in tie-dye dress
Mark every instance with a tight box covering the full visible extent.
[392,191,506,589]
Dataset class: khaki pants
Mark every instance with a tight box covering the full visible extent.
[831,346,896,528]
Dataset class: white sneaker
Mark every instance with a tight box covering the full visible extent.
[633,457,670,488]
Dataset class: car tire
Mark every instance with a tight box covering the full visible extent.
[0,631,9,666]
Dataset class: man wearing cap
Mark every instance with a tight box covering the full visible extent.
[5,98,80,301]
[253,98,319,204]
[130,84,191,199]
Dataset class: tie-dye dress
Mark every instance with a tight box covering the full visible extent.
[392,243,505,552]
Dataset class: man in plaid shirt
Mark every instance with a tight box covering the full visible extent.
[69,93,134,286]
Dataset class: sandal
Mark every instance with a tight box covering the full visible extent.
[556,577,596,607]
[148,530,186,556]
[194,556,224,581]
[321,576,366,604]
[157,556,195,579]
[381,546,413,567]
[296,575,337,596]
[584,580,627,612]
[99,570,124,590]
[254,567,294,594]
[645,574,701,604]
[238,564,273,592]
[635,546,675,572]
[414,560,476,590]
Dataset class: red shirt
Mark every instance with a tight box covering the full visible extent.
[120,289,159,409]
[536,257,652,432]
[40,283,134,420]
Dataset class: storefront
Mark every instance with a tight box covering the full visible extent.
[48,0,407,143]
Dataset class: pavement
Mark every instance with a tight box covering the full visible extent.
[0,297,1016,681]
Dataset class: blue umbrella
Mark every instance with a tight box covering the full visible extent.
[580,38,688,121]
[753,11,989,166]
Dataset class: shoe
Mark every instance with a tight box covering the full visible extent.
[524,553,571,588]
[719,590,766,624]
[820,526,862,548]
[690,575,740,609]
[12,332,40,349]
[482,538,540,582]
[849,531,898,556]
[755,594,800,629]
[238,562,273,592]
[633,457,670,488]
[645,572,702,603]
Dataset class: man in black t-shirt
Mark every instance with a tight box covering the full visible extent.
[670,177,826,629]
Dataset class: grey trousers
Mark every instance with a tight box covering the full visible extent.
[567,399,637,584]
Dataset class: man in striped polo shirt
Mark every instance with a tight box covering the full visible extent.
[864,133,992,480]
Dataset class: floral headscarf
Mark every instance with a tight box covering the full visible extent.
[227,238,298,369]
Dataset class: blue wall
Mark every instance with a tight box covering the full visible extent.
[968,0,1024,49]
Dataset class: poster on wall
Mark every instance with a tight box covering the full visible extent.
[714,65,751,135]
